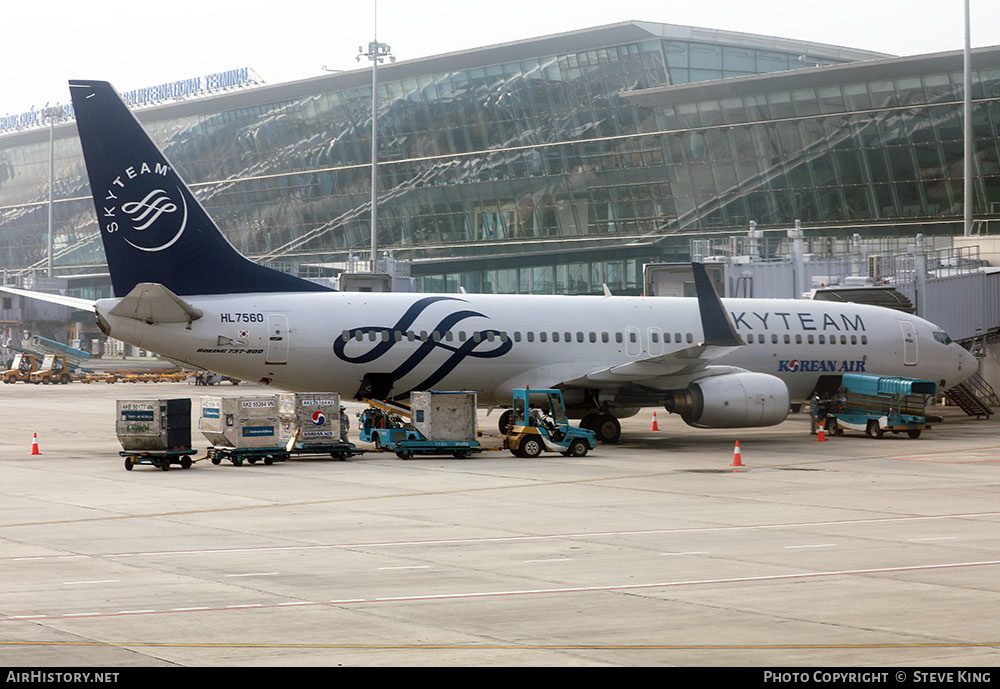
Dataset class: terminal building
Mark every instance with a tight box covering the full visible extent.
[1,21,999,393]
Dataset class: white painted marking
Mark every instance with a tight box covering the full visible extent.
[278,601,313,606]
[224,572,279,577]
[63,579,120,585]
[907,537,958,542]
[117,610,155,614]
[524,558,572,563]
[662,551,708,556]
[171,607,209,611]
[9,511,1000,562]
[378,565,431,570]
[785,544,837,549]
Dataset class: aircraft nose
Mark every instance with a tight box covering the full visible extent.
[957,346,978,379]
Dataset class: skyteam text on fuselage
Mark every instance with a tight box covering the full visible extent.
[1,80,977,443]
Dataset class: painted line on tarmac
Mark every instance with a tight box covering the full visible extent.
[5,511,998,562]
[4,443,999,531]
[2,640,1000,650]
[4,558,1000,623]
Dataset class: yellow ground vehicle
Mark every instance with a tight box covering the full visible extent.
[29,355,75,385]
[2,353,41,383]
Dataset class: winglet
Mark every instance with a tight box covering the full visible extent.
[692,262,742,347]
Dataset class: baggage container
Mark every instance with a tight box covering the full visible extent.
[116,398,191,452]
[278,392,342,447]
[410,391,477,442]
[199,395,279,449]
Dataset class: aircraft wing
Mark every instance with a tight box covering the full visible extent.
[563,343,741,385]
[562,262,744,388]
[0,285,96,312]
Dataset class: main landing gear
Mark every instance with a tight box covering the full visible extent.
[498,409,621,444]
[579,413,621,444]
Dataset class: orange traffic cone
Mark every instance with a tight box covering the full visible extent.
[816,425,828,442]
[731,440,743,467]
[651,411,660,431]
[30,432,41,455]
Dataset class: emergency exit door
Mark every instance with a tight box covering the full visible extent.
[266,314,289,364]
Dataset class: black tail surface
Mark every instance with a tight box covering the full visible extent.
[69,80,331,297]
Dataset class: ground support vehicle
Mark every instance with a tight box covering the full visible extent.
[2,353,40,383]
[359,406,481,459]
[80,372,117,384]
[28,355,77,384]
[504,388,597,458]
[207,442,363,465]
[825,373,939,439]
[121,449,197,471]
[207,445,289,466]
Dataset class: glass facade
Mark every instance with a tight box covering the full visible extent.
[0,21,992,299]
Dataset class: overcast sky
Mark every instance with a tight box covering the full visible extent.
[3,0,1000,117]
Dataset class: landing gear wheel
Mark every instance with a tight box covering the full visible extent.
[595,414,621,444]
[520,437,543,458]
[498,409,514,435]
[564,438,589,457]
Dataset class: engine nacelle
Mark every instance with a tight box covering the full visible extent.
[667,372,789,429]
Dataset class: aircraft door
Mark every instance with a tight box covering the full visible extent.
[899,320,917,366]
[647,327,663,356]
[626,326,641,356]
[266,314,289,365]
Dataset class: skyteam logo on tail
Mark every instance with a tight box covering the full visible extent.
[101,161,188,252]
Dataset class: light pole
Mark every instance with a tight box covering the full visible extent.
[42,106,64,278]
[963,0,973,236]
[357,1,394,272]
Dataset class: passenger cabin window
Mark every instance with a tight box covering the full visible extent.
[615,333,623,344]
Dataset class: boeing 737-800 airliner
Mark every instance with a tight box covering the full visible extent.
[0,80,977,442]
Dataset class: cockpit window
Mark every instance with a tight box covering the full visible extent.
[933,331,953,345]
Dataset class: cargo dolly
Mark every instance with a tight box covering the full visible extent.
[359,393,483,459]
[206,441,364,465]
[121,449,197,471]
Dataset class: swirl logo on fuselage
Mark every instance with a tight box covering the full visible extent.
[101,161,188,253]
[332,296,512,396]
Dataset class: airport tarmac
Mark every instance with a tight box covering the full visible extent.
[0,381,998,668]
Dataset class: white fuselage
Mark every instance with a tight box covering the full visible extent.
[97,291,976,407]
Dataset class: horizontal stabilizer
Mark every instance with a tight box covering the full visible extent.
[0,285,95,312]
[109,283,203,325]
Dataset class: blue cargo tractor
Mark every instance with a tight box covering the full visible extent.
[504,388,597,458]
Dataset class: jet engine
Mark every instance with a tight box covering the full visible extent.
[666,372,789,428]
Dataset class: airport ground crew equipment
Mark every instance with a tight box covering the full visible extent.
[359,391,482,459]
[200,394,363,465]
[504,388,597,457]
[28,354,78,384]
[824,374,939,439]
[2,353,40,383]
[116,398,196,471]
[278,392,362,460]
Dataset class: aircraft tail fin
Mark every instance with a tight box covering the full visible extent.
[68,80,331,297]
